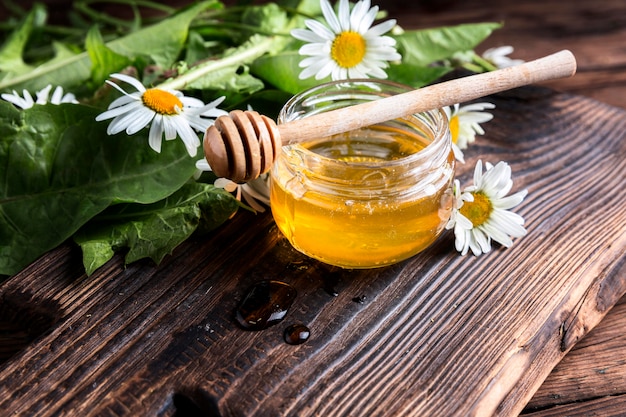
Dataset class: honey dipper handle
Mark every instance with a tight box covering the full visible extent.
[277,50,577,144]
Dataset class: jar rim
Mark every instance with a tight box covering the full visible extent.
[278,79,450,169]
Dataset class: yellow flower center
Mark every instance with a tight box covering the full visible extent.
[142,89,183,115]
[331,31,366,68]
[459,191,493,227]
[449,114,460,144]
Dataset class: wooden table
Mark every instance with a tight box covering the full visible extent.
[383,3,626,415]
[1,0,625,416]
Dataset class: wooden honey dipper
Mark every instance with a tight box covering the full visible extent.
[204,50,576,182]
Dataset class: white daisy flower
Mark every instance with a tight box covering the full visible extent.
[446,160,528,256]
[1,84,78,109]
[195,158,270,213]
[482,46,525,69]
[445,179,474,231]
[95,73,227,157]
[291,0,401,81]
[444,102,495,163]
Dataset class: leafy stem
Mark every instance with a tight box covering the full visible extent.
[156,35,280,91]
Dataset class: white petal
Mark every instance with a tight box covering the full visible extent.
[36,85,52,104]
[299,43,330,56]
[95,101,141,121]
[460,102,495,112]
[2,92,31,109]
[315,60,338,80]
[148,118,164,153]
[491,210,527,234]
[366,19,396,37]
[298,23,334,42]
[321,0,341,33]
[50,86,64,104]
[110,73,146,92]
[473,160,484,187]
[196,158,212,171]
[457,213,474,230]
[215,178,238,192]
[125,109,155,135]
[494,189,527,210]
[105,110,140,134]
[482,224,513,249]
[107,93,140,110]
[347,66,368,79]
[114,107,153,134]
[331,66,349,81]
[352,3,376,33]
[186,116,212,133]
[202,96,227,112]
[472,228,491,254]
[337,0,351,31]
[180,96,206,108]
[61,92,78,104]
[172,117,200,156]
[452,142,465,163]
[160,116,178,140]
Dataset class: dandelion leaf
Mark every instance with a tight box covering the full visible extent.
[0,102,196,276]
[393,22,502,66]
[73,183,240,275]
[0,1,215,93]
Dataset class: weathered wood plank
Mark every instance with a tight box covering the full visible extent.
[2,0,626,415]
[382,0,626,413]
[1,86,624,416]
[522,394,626,417]
[524,297,626,412]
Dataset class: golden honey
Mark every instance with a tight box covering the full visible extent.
[271,80,455,268]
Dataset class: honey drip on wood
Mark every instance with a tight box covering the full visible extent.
[283,323,310,345]
[235,280,297,330]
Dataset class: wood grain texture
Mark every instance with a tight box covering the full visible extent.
[2,0,626,415]
[523,297,626,414]
[522,394,626,417]
[384,2,626,411]
[1,85,625,416]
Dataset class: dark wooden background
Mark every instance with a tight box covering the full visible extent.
[380,0,626,110]
[1,0,626,416]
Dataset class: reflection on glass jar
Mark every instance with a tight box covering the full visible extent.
[270,80,455,269]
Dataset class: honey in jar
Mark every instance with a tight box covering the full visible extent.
[270,80,455,268]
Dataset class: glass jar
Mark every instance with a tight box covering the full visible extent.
[270,80,455,269]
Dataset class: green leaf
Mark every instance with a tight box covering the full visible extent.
[85,26,132,87]
[51,41,82,61]
[278,0,321,15]
[185,30,210,65]
[251,50,326,95]
[241,2,290,35]
[74,182,240,275]
[0,4,46,77]
[105,1,217,68]
[0,102,197,276]
[180,34,276,93]
[393,22,502,66]
[385,63,453,89]
[162,34,281,91]
[188,65,265,95]
[0,1,215,94]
